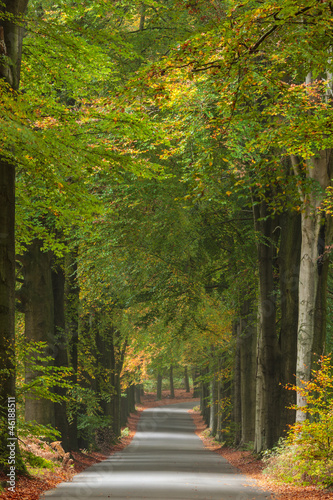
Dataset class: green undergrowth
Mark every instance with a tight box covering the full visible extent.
[263,355,333,489]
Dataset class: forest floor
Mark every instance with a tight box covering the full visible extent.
[0,389,331,499]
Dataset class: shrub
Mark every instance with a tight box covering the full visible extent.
[264,355,333,488]
[22,450,55,470]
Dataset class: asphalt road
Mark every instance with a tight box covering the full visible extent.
[42,402,274,500]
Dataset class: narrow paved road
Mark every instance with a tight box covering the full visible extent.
[42,402,274,500]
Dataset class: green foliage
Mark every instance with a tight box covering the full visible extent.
[264,355,333,488]
[77,414,115,450]
[121,427,130,438]
[16,340,74,403]
[18,419,61,442]
[21,450,56,470]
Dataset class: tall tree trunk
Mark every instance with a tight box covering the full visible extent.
[254,202,281,452]
[135,384,141,405]
[239,299,256,444]
[291,151,333,421]
[184,366,190,392]
[22,239,55,427]
[200,366,210,426]
[65,252,79,450]
[109,328,127,439]
[52,260,69,451]
[216,358,223,442]
[278,211,301,432]
[0,160,16,472]
[233,321,242,446]
[209,374,218,437]
[192,368,200,397]
[169,365,175,399]
[0,0,29,473]
[313,221,332,361]
[156,373,162,400]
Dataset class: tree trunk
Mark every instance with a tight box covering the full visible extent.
[184,366,190,392]
[200,366,210,426]
[65,252,79,451]
[169,365,175,399]
[156,373,162,400]
[233,321,242,446]
[239,299,256,444]
[254,202,281,452]
[127,385,136,413]
[312,218,333,362]
[22,239,55,427]
[135,384,141,405]
[0,0,29,473]
[0,160,16,471]
[278,211,301,432]
[52,260,69,451]
[209,374,218,436]
[192,368,200,397]
[292,148,333,422]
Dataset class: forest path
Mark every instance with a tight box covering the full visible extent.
[41,402,274,500]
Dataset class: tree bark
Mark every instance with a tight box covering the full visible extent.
[156,373,162,400]
[0,0,28,473]
[184,366,190,392]
[200,366,210,426]
[65,252,79,451]
[278,210,301,432]
[135,384,141,405]
[239,299,256,444]
[52,260,69,451]
[254,202,281,452]
[169,365,175,399]
[291,151,333,421]
[233,321,242,446]
[192,367,200,397]
[0,160,16,471]
[209,374,218,437]
[22,239,55,427]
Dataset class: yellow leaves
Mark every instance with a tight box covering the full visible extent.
[226,191,232,196]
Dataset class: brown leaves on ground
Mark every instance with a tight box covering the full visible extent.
[189,410,333,500]
[0,388,197,500]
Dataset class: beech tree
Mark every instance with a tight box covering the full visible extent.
[0,0,29,472]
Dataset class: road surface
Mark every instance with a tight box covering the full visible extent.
[42,402,274,500]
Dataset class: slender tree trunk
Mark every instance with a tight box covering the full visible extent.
[0,0,29,473]
[216,358,223,442]
[0,160,16,472]
[52,260,69,450]
[292,146,332,422]
[65,252,79,451]
[209,374,218,436]
[312,218,333,362]
[192,368,200,397]
[156,373,162,400]
[169,365,175,399]
[233,321,242,446]
[254,202,281,452]
[110,329,127,438]
[127,385,136,413]
[135,384,141,405]
[22,239,55,427]
[239,299,256,444]
[184,366,190,392]
[278,211,301,432]
[200,366,210,426]
[139,2,146,31]
[110,337,121,438]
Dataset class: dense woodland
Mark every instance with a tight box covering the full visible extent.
[0,0,333,484]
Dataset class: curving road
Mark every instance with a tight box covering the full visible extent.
[42,402,274,500]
